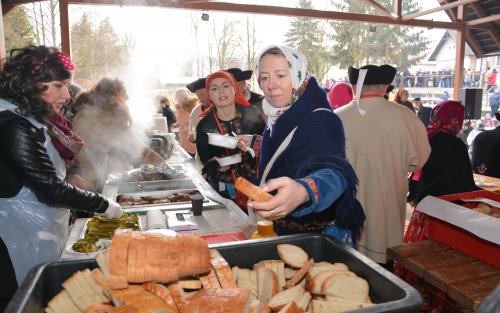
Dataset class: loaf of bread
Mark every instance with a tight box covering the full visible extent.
[235,177,272,202]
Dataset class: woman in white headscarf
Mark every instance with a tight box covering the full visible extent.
[245,45,365,245]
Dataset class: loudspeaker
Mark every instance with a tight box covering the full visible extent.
[460,88,482,119]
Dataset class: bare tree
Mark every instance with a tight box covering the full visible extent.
[244,15,259,88]
[24,0,59,47]
[212,18,240,69]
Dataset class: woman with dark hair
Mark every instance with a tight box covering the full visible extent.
[245,45,365,245]
[196,70,265,207]
[0,46,122,300]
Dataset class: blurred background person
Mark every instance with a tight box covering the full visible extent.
[0,46,122,306]
[395,88,415,113]
[172,95,197,157]
[406,100,476,243]
[327,82,353,109]
[413,97,432,127]
[467,121,485,157]
[471,113,500,178]
[154,95,176,132]
[73,78,165,191]
[489,88,500,117]
[226,67,265,116]
[458,120,472,148]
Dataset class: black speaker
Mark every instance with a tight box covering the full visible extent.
[460,88,482,119]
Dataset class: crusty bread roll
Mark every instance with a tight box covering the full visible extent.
[235,177,272,202]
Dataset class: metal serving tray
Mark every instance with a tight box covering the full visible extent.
[115,188,202,208]
[116,178,197,194]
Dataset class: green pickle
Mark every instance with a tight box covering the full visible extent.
[72,213,139,254]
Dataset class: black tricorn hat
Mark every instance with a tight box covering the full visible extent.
[348,64,397,85]
[186,77,206,92]
[225,68,253,82]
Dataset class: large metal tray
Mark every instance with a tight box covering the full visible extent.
[116,178,197,194]
[115,188,202,208]
[6,234,422,313]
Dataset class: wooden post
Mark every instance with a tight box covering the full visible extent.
[0,0,6,60]
[59,0,71,56]
[453,5,465,100]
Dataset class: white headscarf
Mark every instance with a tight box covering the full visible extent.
[256,45,309,129]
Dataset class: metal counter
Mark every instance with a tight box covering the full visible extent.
[61,141,249,259]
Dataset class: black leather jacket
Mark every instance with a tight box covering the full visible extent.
[0,110,108,213]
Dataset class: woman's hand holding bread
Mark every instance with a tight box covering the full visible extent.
[246,177,309,221]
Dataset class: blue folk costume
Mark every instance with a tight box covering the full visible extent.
[257,46,365,246]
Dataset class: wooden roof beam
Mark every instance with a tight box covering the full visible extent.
[364,0,399,20]
[402,0,477,22]
[469,2,500,49]
[67,0,463,30]
[393,0,402,19]
[467,14,500,26]
[445,3,484,57]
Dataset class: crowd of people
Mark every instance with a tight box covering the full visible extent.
[1,44,500,310]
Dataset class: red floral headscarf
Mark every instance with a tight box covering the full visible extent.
[200,70,249,117]
[426,100,465,140]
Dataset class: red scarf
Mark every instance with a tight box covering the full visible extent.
[200,70,249,118]
[47,111,85,166]
[426,100,464,140]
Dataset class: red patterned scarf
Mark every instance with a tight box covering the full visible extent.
[47,111,84,166]
[426,100,464,140]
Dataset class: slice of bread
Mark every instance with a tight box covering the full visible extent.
[46,289,81,313]
[256,267,279,304]
[143,282,179,312]
[310,270,357,295]
[167,283,189,313]
[321,275,369,303]
[199,267,222,289]
[61,272,95,311]
[285,259,314,289]
[178,278,202,290]
[277,302,304,313]
[95,250,110,279]
[211,255,238,289]
[325,296,375,307]
[296,292,311,311]
[185,288,251,313]
[108,229,133,289]
[268,284,305,312]
[255,260,285,291]
[249,300,272,313]
[310,298,373,313]
[277,244,308,269]
[284,267,296,280]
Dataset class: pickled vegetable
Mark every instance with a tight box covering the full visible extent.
[72,213,139,253]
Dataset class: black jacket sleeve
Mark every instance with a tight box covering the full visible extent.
[0,117,109,213]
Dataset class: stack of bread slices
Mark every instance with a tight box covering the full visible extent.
[44,231,374,313]
[231,243,375,313]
